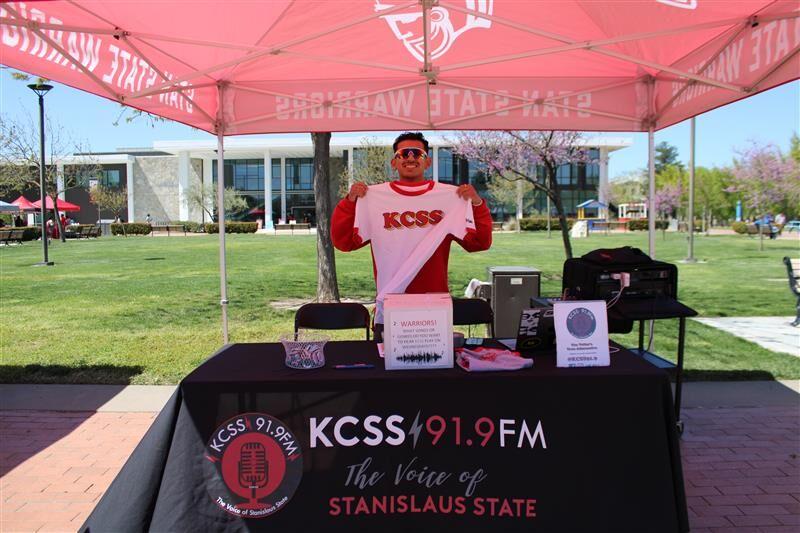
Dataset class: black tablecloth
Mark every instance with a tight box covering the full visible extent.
[82,341,688,532]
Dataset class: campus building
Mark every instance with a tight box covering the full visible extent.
[43,134,631,225]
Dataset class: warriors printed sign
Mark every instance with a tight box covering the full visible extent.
[204,413,303,518]
[375,0,493,62]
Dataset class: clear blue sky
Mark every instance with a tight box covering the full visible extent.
[1,70,797,179]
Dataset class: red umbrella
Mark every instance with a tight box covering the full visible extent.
[31,197,81,212]
[11,196,37,212]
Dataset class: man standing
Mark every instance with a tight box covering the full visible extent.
[332,132,493,339]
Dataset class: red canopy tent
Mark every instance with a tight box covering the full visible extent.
[31,196,81,212]
[1,0,797,340]
[11,195,37,211]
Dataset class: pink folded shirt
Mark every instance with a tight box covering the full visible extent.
[456,346,533,372]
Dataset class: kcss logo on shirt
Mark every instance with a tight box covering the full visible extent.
[383,209,444,229]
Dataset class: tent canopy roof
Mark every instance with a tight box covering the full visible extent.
[1,1,796,135]
[0,200,19,212]
[11,196,37,211]
[31,197,81,212]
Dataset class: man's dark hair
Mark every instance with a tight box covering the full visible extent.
[393,132,429,153]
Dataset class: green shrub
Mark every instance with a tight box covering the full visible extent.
[627,219,668,231]
[173,220,203,233]
[731,221,748,234]
[111,223,152,236]
[204,222,258,234]
[519,217,575,231]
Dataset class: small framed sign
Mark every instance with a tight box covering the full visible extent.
[383,293,453,370]
[553,300,610,367]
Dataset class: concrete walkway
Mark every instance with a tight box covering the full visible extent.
[1,382,798,532]
[694,317,800,357]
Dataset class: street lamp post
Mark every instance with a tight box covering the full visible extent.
[28,83,54,267]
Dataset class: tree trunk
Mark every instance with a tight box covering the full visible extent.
[548,169,573,259]
[312,132,340,302]
[758,220,764,251]
[53,199,66,243]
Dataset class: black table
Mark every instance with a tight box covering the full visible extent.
[608,297,698,431]
[81,341,688,532]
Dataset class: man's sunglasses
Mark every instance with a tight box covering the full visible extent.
[394,147,428,160]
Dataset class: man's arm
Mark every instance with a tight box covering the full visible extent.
[331,182,369,252]
[456,201,493,252]
[454,184,493,252]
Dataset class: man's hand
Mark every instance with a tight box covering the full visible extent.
[457,184,484,207]
[347,182,368,202]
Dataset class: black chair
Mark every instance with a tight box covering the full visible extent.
[452,297,494,337]
[294,303,371,340]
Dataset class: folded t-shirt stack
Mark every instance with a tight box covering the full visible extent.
[456,346,533,372]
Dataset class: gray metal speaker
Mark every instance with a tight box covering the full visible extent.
[487,266,541,338]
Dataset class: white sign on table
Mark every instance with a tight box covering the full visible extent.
[383,293,453,370]
[553,300,610,367]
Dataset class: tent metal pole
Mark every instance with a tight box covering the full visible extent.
[686,117,697,263]
[216,85,229,345]
[648,125,656,258]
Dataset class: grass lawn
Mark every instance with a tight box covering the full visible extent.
[1,231,798,384]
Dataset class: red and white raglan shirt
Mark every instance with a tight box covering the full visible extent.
[331,180,493,323]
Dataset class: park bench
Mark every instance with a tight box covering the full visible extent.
[745,223,781,239]
[784,257,800,327]
[0,228,25,246]
[151,224,186,236]
[784,220,800,233]
[492,221,503,231]
[275,223,311,234]
[71,225,100,238]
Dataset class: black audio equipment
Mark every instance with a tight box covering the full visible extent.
[562,247,678,302]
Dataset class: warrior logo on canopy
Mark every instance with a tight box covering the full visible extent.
[375,0,493,62]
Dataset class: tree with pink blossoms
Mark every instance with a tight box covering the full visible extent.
[451,131,589,259]
[654,183,682,239]
[728,142,800,250]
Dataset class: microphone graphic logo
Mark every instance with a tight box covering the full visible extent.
[238,442,268,508]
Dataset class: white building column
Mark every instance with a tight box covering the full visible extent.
[280,157,287,222]
[56,163,65,199]
[598,147,609,205]
[263,150,274,230]
[177,151,190,220]
[126,157,135,222]
[432,146,439,181]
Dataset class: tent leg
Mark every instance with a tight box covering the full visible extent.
[647,125,656,259]
[216,90,229,345]
[686,117,697,263]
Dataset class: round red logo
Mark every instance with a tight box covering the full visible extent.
[204,413,303,519]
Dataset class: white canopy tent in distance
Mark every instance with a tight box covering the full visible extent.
[1,0,797,342]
